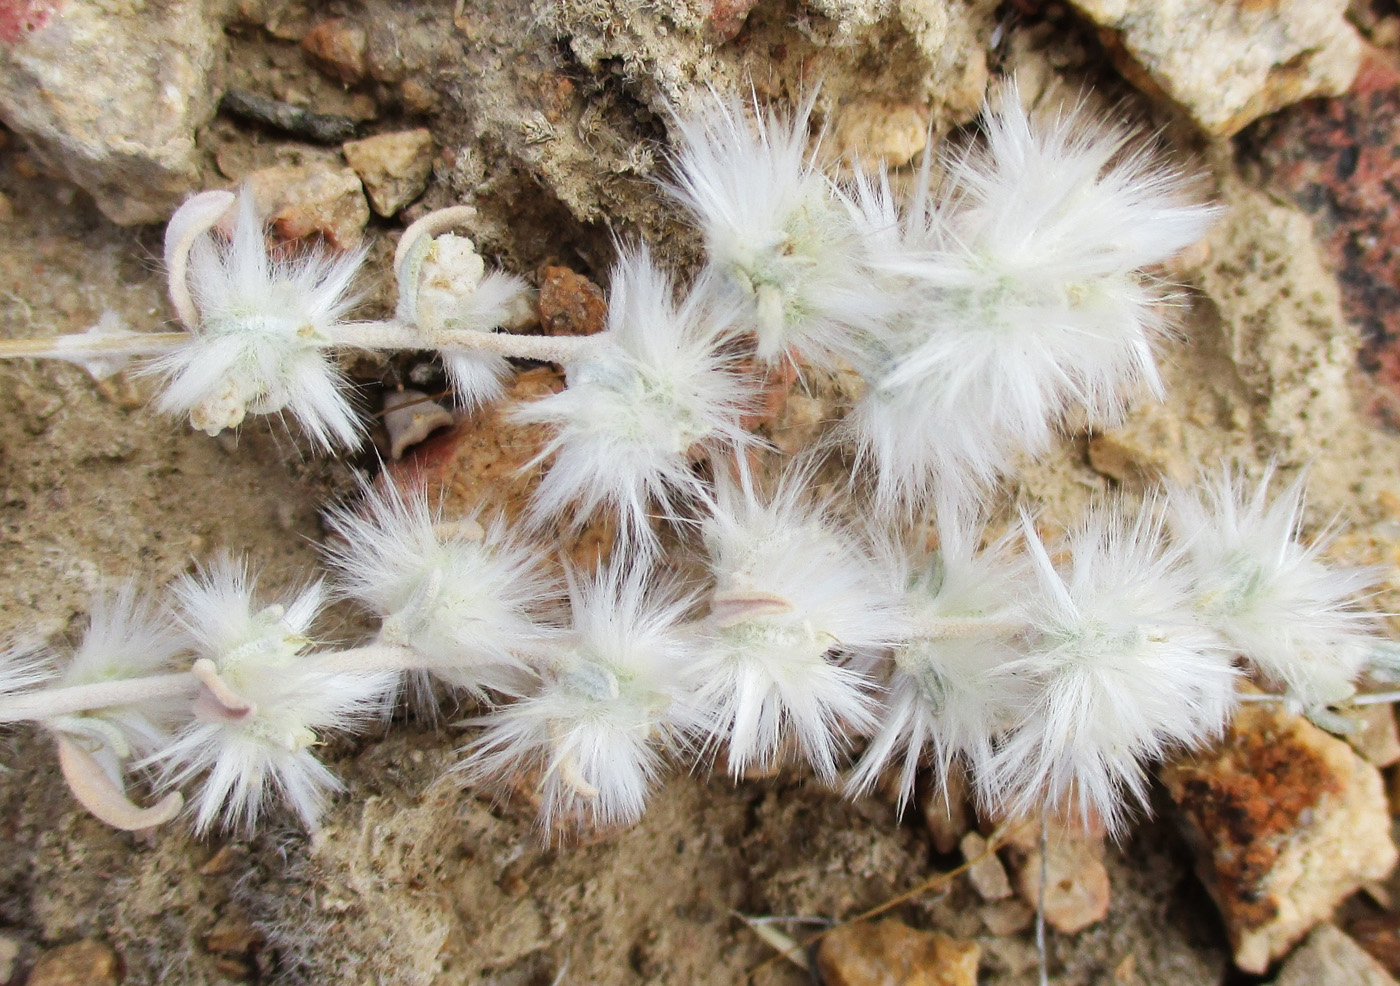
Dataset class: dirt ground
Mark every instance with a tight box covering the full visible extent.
[3,1,1400,984]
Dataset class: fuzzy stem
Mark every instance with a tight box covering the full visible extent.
[0,643,446,723]
[1349,690,1400,706]
[306,642,425,675]
[915,614,1025,641]
[333,320,602,364]
[1036,811,1050,986]
[1235,689,1400,708]
[0,321,601,369]
[0,672,197,723]
[0,332,189,363]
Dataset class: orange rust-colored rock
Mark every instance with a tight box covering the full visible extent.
[301,18,368,84]
[382,366,615,569]
[1161,701,1398,973]
[537,265,607,337]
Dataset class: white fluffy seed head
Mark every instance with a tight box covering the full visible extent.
[461,560,701,835]
[849,82,1217,514]
[151,557,394,833]
[49,583,187,759]
[0,646,53,702]
[663,91,890,370]
[848,521,1031,810]
[404,231,531,409]
[324,480,556,700]
[511,249,756,550]
[987,505,1237,835]
[692,472,906,779]
[150,192,366,449]
[437,270,531,409]
[1169,468,1383,710]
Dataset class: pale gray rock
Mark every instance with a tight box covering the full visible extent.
[1070,0,1360,136]
[0,0,226,225]
[1273,924,1400,986]
[342,129,436,217]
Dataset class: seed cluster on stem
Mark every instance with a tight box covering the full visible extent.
[0,80,1393,840]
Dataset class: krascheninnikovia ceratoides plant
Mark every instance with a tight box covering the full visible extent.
[0,81,1394,840]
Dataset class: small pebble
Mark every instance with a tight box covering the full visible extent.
[301,18,367,84]
[961,830,1013,901]
[342,129,435,217]
[816,920,980,986]
[1274,923,1399,986]
[205,911,264,956]
[26,941,120,986]
[244,161,370,249]
[537,265,607,336]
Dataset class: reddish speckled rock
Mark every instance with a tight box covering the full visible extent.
[1245,53,1400,429]
[301,18,367,84]
[243,161,370,250]
[0,0,55,44]
[1160,701,1397,973]
[703,0,759,41]
[382,366,615,570]
[537,266,607,337]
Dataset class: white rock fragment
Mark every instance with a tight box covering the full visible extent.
[342,129,437,217]
[383,390,455,460]
[1069,0,1361,136]
[1273,923,1400,986]
[0,0,225,224]
[961,830,1013,901]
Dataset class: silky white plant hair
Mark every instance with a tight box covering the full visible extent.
[461,560,703,834]
[48,584,187,761]
[324,479,557,701]
[1169,467,1384,710]
[436,270,531,409]
[148,192,366,449]
[691,468,907,780]
[512,249,756,549]
[148,558,395,833]
[849,82,1217,515]
[663,90,891,371]
[847,521,1031,810]
[988,506,1237,834]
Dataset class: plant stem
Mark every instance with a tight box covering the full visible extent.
[0,332,189,363]
[1037,810,1050,986]
[915,614,1025,641]
[0,644,430,725]
[1350,690,1400,706]
[0,322,601,369]
[334,320,602,364]
[0,672,197,723]
[306,642,426,675]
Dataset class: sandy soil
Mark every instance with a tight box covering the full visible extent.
[3,2,1400,985]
